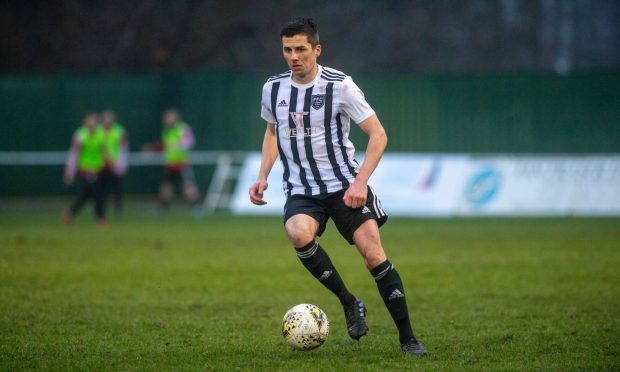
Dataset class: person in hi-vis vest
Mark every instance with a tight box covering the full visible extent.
[158,108,200,216]
[63,112,107,226]
[100,109,129,215]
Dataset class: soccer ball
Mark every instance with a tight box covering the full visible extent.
[281,304,330,351]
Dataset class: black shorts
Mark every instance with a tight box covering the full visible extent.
[283,186,388,245]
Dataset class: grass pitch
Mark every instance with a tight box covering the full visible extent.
[1,206,619,370]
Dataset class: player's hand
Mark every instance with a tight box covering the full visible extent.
[113,165,125,176]
[343,179,367,208]
[249,180,269,205]
[63,174,74,186]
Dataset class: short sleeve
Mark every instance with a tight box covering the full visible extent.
[261,83,276,123]
[340,77,375,124]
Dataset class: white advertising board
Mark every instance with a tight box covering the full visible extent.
[229,153,470,216]
[230,153,287,215]
[230,153,620,217]
[362,154,470,216]
[458,156,620,216]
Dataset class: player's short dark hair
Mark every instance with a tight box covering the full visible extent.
[280,18,320,47]
[83,111,98,121]
[163,107,181,119]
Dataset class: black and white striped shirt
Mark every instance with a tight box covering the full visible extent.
[261,65,376,196]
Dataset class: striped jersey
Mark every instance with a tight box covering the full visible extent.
[261,65,376,196]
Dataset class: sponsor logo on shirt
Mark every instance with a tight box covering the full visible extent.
[284,112,319,137]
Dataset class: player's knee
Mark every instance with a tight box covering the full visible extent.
[285,219,315,248]
[183,184,199,201]
[363,248,387,270]
[287,230,314,248]
[160,183,173,200]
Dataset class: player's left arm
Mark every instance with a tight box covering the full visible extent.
[116,130,129,176]
[181,125,196,149]
[64,134,82,185]
[343,114,387,208]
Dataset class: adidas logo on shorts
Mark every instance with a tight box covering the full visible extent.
[362,206,372,214]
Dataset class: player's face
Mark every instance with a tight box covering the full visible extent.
[83,114,98,131]
[102,112,115,127]
[282,34,321,84]
[162,111,178,128]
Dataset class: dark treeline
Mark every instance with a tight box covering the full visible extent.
[1,0,618,75]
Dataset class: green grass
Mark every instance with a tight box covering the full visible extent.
[1,206,619,370]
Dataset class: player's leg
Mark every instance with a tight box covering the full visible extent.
[285,196,364,340]
[284,199,357,308]
[284,213,319,247]
[63,178,88,224]
[181,167,201,216]
[353,221,425,355]
[181,167,199,204]
[332,186,425,355]
[112,174,123,215]
[93,175,107,226]
[68,176,95,218]
[158,176,174,214]
[98,169,112,214]
[351,220,386,269]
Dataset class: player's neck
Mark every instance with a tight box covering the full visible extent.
[292,64,319,85]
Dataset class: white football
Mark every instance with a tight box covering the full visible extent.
[281,304,330,351]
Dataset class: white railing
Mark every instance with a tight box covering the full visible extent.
[0,151,248,214]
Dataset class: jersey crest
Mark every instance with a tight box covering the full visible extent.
[311,94,325,110]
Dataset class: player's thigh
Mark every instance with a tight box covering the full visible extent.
[329,186,387,245]
[283,196,327,247]
[83,175,98,197]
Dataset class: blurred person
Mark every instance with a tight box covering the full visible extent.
[248,18,426,356]
[100,109,129,215]
[157,108,201,216]
[63,112,107,226]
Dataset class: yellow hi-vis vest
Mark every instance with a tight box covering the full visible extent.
[104,123,125,162]
[163,122,190,166]
[76,125,105,172]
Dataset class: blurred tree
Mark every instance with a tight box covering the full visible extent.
[0,0,618,74]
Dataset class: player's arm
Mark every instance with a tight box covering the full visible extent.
[116,130,129,176]
[249,122,278,205]
[181,125,196,149]
[343,114,387,208]
[63,135,82,185]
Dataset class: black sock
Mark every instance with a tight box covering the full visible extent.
[295,240,356,306]
[371,260,416,344]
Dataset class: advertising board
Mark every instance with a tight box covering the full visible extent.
[230,153,620,217]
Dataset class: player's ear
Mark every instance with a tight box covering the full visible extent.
[315,44,322,57]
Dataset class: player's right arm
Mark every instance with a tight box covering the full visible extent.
[249,122,278,205]
[63,134,81,185]
[115,130,129,176]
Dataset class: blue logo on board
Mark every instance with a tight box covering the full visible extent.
[465,168,501,207]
